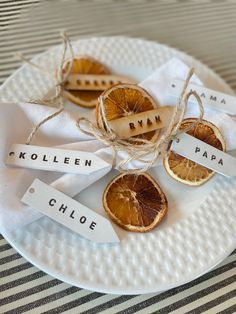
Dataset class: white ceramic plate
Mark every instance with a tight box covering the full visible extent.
[0,37,236,294]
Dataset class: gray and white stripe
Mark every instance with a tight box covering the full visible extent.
[1,235,235,313]
[0,0,236,313]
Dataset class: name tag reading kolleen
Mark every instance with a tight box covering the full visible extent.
[6,144,110,175]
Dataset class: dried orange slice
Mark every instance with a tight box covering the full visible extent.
[96,84,159,141]
[62,56,111,108]
[103,173,168,232]
[163,118,226,186]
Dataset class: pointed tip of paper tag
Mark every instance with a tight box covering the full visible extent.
[21,179,120,244]
[106,221,120,243]
[99,158,112,171]
[110,237,120,243]
[90,217,120,244]
[96,234,120,244]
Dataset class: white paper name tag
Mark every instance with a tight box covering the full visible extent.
[21,179,119,243]
[170,79,236,115]
[6,144,110,175]
[171,133,236,177]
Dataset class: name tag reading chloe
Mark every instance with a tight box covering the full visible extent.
[21,179,119,243]
[48,198,97,230]
[6,144,110,175]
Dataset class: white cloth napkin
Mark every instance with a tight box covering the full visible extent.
[1,57,236,232]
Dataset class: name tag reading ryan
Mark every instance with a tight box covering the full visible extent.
[107,107,236,177]
[108,106,173,138]
[21,179,119,243]
[6,144,110,175]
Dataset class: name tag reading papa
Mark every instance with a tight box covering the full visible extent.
[171,133,236,177]
[6,144,110,175]
[21,179,119,243]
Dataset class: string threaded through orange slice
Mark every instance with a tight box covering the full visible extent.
[96,84,159,142]
[103,173,168,232]
[62,56,111,108]
[163,118,226,186]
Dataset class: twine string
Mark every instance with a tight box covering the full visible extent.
[16,32,74,145]
[77,68,204,173]
[17,34,203,173]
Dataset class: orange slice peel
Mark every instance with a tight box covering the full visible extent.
[163,118,226,186]
[96,83,159,142]
[103,172,168,232]
[62,56,111,108]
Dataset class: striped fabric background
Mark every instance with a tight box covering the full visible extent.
[0,0,236,313]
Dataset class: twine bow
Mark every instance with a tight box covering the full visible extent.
[17,32,204,173]
[77,68,204,173]
[16,32,74,145]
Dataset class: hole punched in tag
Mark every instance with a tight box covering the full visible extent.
[29,188,35,194]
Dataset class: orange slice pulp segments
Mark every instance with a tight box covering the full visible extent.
[103,173,168,232]
[96,83,159,142]
[163,118,226,186]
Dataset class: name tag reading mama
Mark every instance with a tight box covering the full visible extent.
[170,79,236,116]
[21,179,119,243]
[6,144,110,175]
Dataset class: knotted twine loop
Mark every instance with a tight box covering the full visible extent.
[16,32,74,145]
[77,68,204,173]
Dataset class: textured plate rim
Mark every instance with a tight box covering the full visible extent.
[2,228,235,295]
[0,36,235,295]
